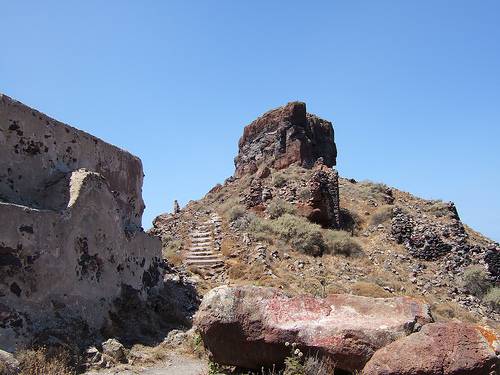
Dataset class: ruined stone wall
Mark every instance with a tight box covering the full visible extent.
[0,95,161,351]
[0,94,144,229]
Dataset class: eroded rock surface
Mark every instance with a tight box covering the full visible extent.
[0,94,163,351]
[363,322,499,375]
[298,161,341,228]
[194,285,432,372]
[234,102,337,177]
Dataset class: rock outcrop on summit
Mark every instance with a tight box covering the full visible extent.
[234,102,337,177]
[0,94,163,351]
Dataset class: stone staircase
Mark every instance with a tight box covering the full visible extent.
[185,213,224,271]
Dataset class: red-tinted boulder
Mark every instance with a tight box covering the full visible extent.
[194,285,432,372]
[363,322,499,375]
[234,102,337,178]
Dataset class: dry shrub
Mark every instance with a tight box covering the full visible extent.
[272,214,325,256]
[162,238,183,266]
[461,265,491,297]
[358,181,391,201]
[221,237,236,256]
[228,262,246,280]
[128,343,169,365]
[297,187,312,201]
[303,354,336,375]
[0,362,8,375]
[431,301,479,323]
[272,173,288,187]
[370,205,394,226]
[350,281,392,298]
[323,230,363,257]
[339,208,363,234]
[16,347,73,375]
[425,200,453,218]
[267,199,296,219]
[227,205,246,222]
[483,287,500,312]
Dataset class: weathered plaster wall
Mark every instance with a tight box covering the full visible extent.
[0,94,144,229]
[0,95,161,351]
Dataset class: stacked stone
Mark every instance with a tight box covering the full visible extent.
[485,244,500,281]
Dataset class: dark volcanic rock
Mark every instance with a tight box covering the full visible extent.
[195,285,432,373]
[234,102,337,177]
[296,162,341,229]
[363,322,499,375]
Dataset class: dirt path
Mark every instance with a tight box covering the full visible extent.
[84,353,207,375]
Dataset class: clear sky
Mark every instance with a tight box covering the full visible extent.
[1,1,499,241]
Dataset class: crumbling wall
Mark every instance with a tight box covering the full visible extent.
[0,94,144,230]
[0,95,162,351]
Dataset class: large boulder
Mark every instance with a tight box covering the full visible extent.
[234,102,337,178]
[0,94,162,351]
[194,285,432,372]
[363,322,499,375]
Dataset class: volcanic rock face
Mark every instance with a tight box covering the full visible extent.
[194,285,432,373]
[299,162,341,228]
[234,102,337,178]
[363,322,499,375]
[0,94,162,351]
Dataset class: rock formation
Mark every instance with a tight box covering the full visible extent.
[363,322,499,375]
[234,102,337,178]
[194,285,432,373]
[0,94,162,351]
[298,160,341,228]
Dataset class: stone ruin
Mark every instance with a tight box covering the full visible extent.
[0,94,163,351]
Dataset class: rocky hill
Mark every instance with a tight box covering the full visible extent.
[0,96,498,374]
[151,102,500,374]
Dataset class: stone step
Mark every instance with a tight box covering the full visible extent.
[190,241,212,247]
[187,251,215,256]
[191,238,212,242]
[191,234,211,238]
[186,254,223,261]
[185,259,224,267]
[190,244,213,249]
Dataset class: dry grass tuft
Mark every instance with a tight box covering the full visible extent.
[16,347,74,375]
[349,281,392,298]
[369,205,394,226]
[431,301,479,323]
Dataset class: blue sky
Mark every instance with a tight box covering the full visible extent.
[1,1,499,241]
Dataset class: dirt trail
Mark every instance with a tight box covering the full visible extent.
[84,353,207,375]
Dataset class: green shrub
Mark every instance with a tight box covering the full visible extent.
[483,287,500,312]
[247,215,275,243]
[461,266,491,297]
[298,188,312,201]
[267,199,297,219]
[339,208,363,235]
[323,230,363,257]
[227,205,246,222]
[370,205,394,226]
[273,214,325,256]
[425,200,454,218]
[272,173,288,187]
[284,343,304,375]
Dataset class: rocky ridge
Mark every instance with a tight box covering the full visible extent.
[152,101,499,373]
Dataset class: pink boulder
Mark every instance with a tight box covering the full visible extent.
[194,285,432,372]
[363,322,499,375]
